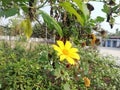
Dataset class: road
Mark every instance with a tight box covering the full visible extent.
[98,47,120,65]
[98,47,120,58]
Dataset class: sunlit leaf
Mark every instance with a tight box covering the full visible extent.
[73,0,89,19]
[60,2,84,26]
[20,19,33,39]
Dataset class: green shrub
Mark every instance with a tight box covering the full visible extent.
[0,41,120,90]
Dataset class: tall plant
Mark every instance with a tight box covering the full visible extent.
[0,0,63,38]
[0,0,120,41]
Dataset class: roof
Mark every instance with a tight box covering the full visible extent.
[109,36,120,39]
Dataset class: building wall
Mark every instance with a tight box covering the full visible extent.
[102,39,120,48]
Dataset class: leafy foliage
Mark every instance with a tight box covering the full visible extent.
[0,41,120,90]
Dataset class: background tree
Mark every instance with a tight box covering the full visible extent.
[0,0,120,45]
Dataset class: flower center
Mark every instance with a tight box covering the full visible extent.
[62,49,69,55]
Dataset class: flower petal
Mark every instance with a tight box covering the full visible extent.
[57,41,64,49]
[66,57,75,65]
[65,41,72,49]
[70,53,80,60]
[60,55,66,61]
[69,48,78,53]
[83,77,90,87]
[52,45,62,53]
[57,52,61,56]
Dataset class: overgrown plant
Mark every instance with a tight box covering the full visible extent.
[0,41,120,90]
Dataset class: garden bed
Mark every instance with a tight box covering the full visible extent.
[0,41,120,90]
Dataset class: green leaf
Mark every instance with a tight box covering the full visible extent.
[0,8,19,17]
[73,0,89,20]
[82,3,89,18]
[63,83,70,90]
[39,10,63,37]
[1,0,11,6]
[112,5,120,13]
[20,3,29,13]
[95,16,105,22]
[60,2,84,26]
[20,19,33,39]
[109,17,115,24]
[54,68,61,78]
[102,4,110,13]
[82,62,89,75]
[73,0,83,12]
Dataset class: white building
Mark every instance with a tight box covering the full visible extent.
[102,36,120,48]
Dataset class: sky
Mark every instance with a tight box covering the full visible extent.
[89,1,120,33]
[0,1,120,33]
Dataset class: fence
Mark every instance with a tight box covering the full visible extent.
[0,36,55,43]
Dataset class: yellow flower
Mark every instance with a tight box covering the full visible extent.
[91,34,96,40]
[91,34,96,46]
[52,40,80,65]
[83,77,90,87]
